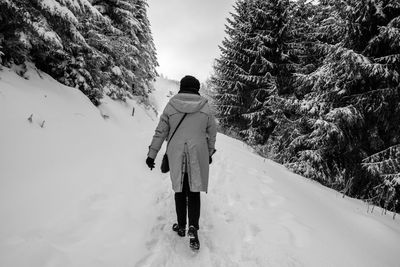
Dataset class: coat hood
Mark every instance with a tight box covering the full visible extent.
[169,93,208,114]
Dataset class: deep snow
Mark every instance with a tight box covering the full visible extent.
[0,66,400,267]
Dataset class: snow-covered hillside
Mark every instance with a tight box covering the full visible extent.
[0,67,399,267]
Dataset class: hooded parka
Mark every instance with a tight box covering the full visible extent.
[148,93,217,192]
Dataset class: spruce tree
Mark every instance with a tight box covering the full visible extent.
[0,0,158,104]
[93,0,156,98]
[212,0,294,144]
[211,0,253,135]
[133,0,158,93]
[212,0,400,210]
[281,0,400,201]
[360,0,400,210]
[362,144,400,214]
[263,0,317,159]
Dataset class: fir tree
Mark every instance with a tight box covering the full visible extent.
[362,144,400,214]
[263,0,317,158]
[212,0,400,210]
[212,0,294,144]
[211,0,253,134]
[0,0,158,104]
[279,0,400,205]
[360,0,400,211]
[133,0,158,92]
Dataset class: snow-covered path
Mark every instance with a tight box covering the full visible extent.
[1,68,400,267]
[135,133,400,267]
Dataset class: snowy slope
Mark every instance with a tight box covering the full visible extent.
[0,66,399,267]
[148,76,179,115]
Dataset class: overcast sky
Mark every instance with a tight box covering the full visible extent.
[146,0,236,82]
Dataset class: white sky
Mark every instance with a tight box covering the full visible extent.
[146,0,236,82]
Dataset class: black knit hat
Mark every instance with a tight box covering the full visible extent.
[180,75,200,93]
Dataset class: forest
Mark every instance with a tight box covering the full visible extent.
[211,0,400,213]
[0,0,158,105]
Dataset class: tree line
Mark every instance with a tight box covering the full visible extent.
[211,0,400,213]
[0,0,158,105]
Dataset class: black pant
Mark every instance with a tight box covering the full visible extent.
[174,173,200,229]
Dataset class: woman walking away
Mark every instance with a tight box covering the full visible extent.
[146,75,217,251]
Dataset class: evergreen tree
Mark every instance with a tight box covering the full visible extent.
[280,0,400,201]
[0,0,106,104]
[212,0,294,144]
[211,0,253,134]
[133,0,158,93]
[360,0,400,210]
[264,0,317,158]
[212,0,400,210]
[0,0,158,104]
[90,0,157,99]
[362,144,400,214]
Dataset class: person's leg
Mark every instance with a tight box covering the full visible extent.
[181,174,200,250]
[187,183,200,229]
[187,187,201,250]
[174,176,188,228]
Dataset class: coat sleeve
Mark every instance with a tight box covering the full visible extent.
[206,113,217,156]
[148,108,170,159]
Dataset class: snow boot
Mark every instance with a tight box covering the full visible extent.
[172,223,185,237]
[187,225,200,251]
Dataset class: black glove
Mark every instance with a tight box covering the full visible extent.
[146,157,155,170]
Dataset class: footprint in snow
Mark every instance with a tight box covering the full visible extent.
[244,224,261,243]
[227,193,241,207]
[281,218,312,248]
[260,189,285,207]
[135,228,201,267]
